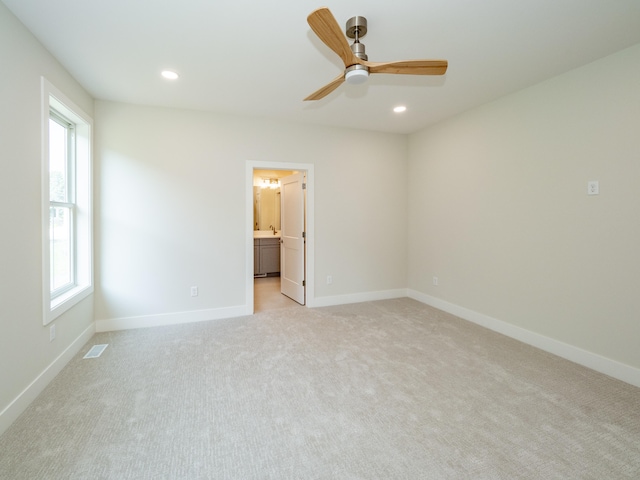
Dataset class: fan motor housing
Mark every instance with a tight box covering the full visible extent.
[350,42,367,60]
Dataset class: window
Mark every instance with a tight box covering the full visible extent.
[49,112,75,295]
[42,78,93,324]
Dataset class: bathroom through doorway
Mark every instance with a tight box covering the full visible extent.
[246,161,314,314]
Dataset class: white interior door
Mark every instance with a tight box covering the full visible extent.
[280,172,305,304]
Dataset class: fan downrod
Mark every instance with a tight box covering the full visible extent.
[346,16,368,61]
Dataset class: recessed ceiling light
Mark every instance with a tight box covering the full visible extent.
[393,105,407,113]
[161,70,179,80]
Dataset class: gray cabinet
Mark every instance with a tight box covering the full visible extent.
[254,238,281,275]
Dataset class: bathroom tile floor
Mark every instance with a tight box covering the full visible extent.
[254,276,302,313]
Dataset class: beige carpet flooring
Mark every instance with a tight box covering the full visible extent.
[1,298,639,479]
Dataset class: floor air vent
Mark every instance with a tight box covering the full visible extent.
[84,344,108,359]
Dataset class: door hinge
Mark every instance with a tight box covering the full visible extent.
[302,183,306,190]
[302,280,305,287]
[302,231,306,238]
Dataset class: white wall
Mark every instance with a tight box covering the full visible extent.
[407,44,640,375]
[94,101,408,327]
[0,3,95,434]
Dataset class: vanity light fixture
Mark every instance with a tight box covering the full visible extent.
[161,70,179,80]
[393,105,407,113]
[262,178,280,189]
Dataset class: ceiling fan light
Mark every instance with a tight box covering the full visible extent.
[345,68,369,85]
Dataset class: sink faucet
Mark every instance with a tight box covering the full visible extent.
[269,225,276,235]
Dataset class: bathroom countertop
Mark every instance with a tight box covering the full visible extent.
[254,231,281,239]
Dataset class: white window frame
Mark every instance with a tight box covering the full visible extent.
[42,78,93,325]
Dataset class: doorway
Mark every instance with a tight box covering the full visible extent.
[246,161,314,314]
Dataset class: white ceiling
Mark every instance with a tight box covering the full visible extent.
[5,0,640,134]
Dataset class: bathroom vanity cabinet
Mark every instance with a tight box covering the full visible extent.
[254,238,280,276]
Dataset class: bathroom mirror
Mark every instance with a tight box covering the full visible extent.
[253,170,294,231]
[254,186,281,231]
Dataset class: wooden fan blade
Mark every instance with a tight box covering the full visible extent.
[365,59,448,75]
[307,7,359,68]
[304,74,345,101]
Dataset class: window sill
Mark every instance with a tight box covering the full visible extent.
[46,284,93,325]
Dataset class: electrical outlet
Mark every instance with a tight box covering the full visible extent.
[327,275,333,285]
[588,180,599,195]
[49,324,56,342]
[190,286,198,297]
[433,276,439,286]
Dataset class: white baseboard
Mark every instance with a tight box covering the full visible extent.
[407,290,640,388]
[312,289,408,308]
[95,305,248,332]
[0,323,95,437]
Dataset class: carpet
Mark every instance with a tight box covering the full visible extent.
[1,298,639,479]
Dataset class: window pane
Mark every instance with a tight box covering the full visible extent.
[49,118,68,202]
[50,206,72,291]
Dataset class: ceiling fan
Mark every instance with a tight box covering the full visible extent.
[304,7,448,101]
